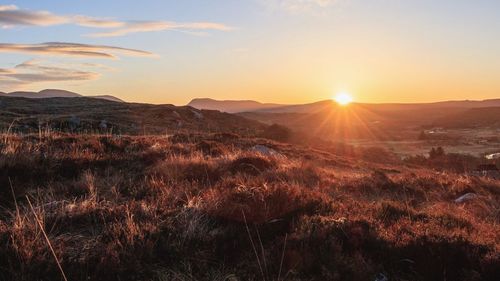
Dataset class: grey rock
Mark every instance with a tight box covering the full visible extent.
[455,193,478,204]
[251,145,281,157]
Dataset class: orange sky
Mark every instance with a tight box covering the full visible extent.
[1,1,499,105]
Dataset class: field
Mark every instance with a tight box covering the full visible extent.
[1,133,499,281]
[350,128,500,158]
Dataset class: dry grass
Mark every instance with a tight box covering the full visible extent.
[0,133,498,281]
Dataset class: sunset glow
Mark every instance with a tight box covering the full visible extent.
[334,93,353,106]
[0,1,499,105]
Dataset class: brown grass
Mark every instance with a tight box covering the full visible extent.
[0,133,498,281]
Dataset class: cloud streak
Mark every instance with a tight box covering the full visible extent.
[0,42,155,59]
[0,4,232,37]
[87,21,233,37]
[263,0,338,13]
[0,59,99,88]
[0,5,67,27]
[73,15,125,28]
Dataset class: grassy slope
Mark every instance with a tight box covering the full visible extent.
[0,97,266,135]
[0,133,498,281]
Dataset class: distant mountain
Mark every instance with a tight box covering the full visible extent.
[0,96,265,135]
[189,98,500,115]
[188,98,284,113]
[2,89,124,102]
[8,89,81,99]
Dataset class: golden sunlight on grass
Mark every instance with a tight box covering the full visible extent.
[334,92,353,106]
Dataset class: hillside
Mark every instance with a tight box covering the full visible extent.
[0,133,498,281]
[188,98,500,140]
[246,99,500,117]
[432,107,500,128]
[0,96,266,135]
[239,101,500,140]
[239,105,459,140]
[200,98,500,114]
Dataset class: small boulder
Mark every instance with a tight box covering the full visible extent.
[99,120,107,130]
[251,145,280,157]
[455,193,478,204]
[374,273,388,281]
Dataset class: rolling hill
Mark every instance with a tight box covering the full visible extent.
[238,100,500,140]
[189,98,500,114]
[432,107,500,128]
[0,96,266,135]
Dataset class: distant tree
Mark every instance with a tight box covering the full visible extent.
[429,146,445,159]
[436,146,445,157]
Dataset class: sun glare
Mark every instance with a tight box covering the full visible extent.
[334,92,353,106]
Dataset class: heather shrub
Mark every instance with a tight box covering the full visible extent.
[200,182,329,223]
[227,155,276,175]
[260,124,292,142]
[0,134,498,281]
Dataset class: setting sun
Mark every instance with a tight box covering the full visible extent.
[334,93,353,106]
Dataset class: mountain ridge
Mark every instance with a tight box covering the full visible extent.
[1,89,125,102]
[188,98,284,113]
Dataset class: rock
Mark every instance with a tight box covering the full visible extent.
[251,145,280,157]
[485,153,500,160]
[374,273,388,281]
[455,193,478,204]
[99,120,107,130]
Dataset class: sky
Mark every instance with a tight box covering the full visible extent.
[0,0,499,105]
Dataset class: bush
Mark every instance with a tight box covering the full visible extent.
[260,124,292,142]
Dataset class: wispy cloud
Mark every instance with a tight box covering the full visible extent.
[87,21,233,37]
[0,42,155,59]
[73,15,125,28]
[0,5,68,27]
[0,4,232,37]
[0,68,14,74]
[0,59,99,89]
[263,0,338,13]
